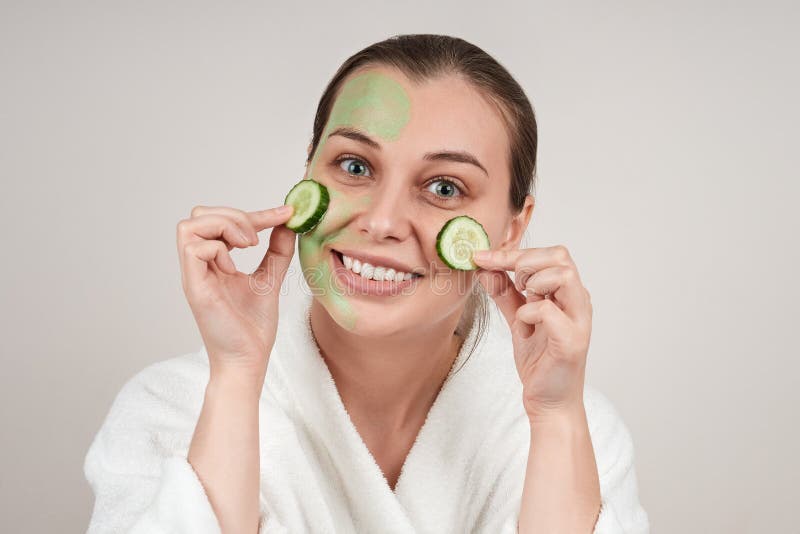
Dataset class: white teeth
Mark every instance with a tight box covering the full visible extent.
[360,263,375,279]
[341,253,416,283]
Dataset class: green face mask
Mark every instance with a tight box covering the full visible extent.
[298,70,411,329]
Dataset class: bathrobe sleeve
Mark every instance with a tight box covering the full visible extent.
[83,356,279,533]
[483,385,650,534]
[584,386,650,534]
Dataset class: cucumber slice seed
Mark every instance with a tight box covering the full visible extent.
[284,179,330,234]
[436,215,491,270]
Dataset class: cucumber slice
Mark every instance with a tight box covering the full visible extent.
[436,215,491,270]
[284,179,330,234]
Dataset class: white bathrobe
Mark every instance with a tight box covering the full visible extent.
[84,295,650,533]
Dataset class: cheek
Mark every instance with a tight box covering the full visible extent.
[413,207,500,268]
[297,235,324,277]
[324,193,373,250]
[298,189,361,242]
[408,217,446,274]
[471,200,512,248]
[410,217,479,303]
[325,188,359,227]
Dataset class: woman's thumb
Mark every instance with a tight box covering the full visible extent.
[476,269,525,328]
[249,225,296,298]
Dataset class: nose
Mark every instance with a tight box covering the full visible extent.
[356,180,413,243]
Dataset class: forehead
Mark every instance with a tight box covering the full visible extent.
[328,66,510,173]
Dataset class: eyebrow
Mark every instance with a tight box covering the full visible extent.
[327,126,489,177]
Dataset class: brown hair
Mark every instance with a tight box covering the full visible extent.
[306,34,538,373]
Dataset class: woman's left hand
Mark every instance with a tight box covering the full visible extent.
[472,245,593,420]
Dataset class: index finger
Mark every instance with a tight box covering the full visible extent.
[247,205,294,232]
[471,248,525,271]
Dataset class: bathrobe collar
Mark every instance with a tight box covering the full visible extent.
[269,294,497,530]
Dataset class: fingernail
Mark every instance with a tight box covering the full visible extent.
[276,205,292,214]
[473,250,490,261]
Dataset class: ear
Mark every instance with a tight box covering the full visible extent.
[303,142,314,177]
[498,194,534,251]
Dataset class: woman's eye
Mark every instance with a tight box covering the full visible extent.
[426,178,462,199]
[338,157,371,177]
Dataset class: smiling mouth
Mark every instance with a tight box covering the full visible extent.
[331,250,423,283]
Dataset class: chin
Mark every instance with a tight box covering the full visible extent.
[317,298,406,338]
[325,293,462,339]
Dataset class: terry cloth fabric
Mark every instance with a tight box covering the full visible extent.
[84,295,650,533]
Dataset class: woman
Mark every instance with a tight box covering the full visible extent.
[85,34,649,533]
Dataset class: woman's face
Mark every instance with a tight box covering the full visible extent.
[299,66,530,337]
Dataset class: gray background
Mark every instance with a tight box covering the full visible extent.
[2,1,798,532]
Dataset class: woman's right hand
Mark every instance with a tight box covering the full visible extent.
[176,204,295,383]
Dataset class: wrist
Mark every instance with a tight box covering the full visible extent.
[207,365,266,401]
[527,401,587,430]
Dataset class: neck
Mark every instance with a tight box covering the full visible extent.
[309,298,466,432]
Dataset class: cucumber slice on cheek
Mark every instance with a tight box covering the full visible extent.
[436,215,491,270]
[284,179,330,234]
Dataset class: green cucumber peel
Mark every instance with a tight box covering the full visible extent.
[284,179,330,234]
